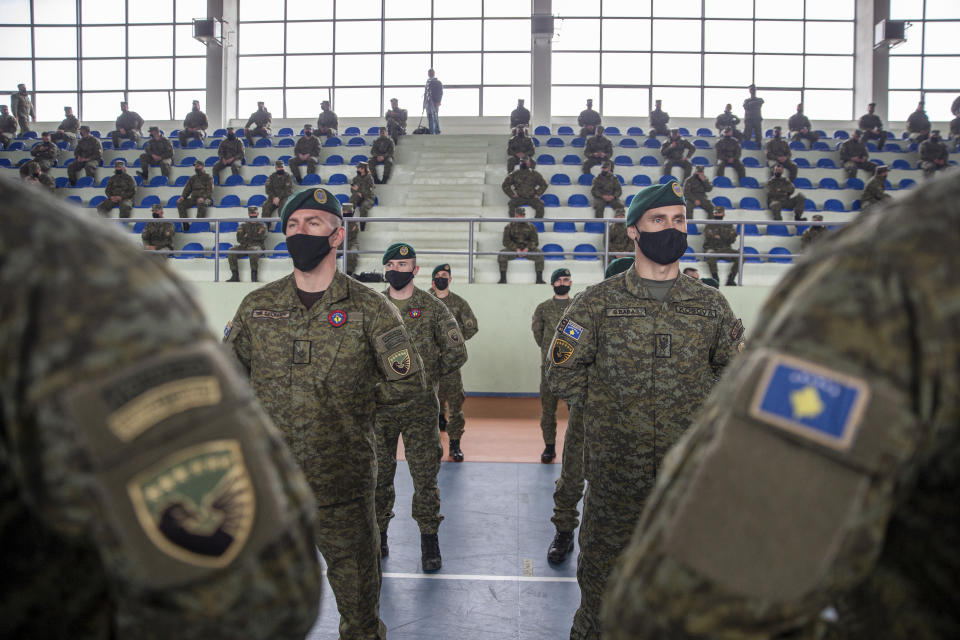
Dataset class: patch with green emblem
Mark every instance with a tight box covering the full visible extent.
[127,440,255,568]
[388,348,412,375]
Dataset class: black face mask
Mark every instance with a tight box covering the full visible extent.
[114,169,123,175]
[153,212,162,218]
[636,228,688,265]
[195,168,204,175]
[276,169,284,174]
[226,132,235,139]
[305,131,313,136]
[433,277,449,291]
[553,285,571,296]
[287,231,336,272]
[385,270,415,290]
[774,171,783,178]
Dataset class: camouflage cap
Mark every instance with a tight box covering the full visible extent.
[194,159,204,167]
[604,257,635,279]
[275,159,284,167]
[113,159,125,166]
[626,178,685,226]
[550,268,571,284]
[432,263,452,278]
[875,165,888,174]
[382,242,416,264]
[247,205,258,213]
[149,126,160,133]
[280,187,343,230]
[151,203,162,211]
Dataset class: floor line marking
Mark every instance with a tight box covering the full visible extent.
[383,572,577,583]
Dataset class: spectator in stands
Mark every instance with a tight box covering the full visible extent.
[788,103,818,148]
[531,268,573,465]
[498,207,545,284]
[608,209,633,257]
[341,203,360,275]
[176,159,213,230]
[110,101,143,149]
[591,160,625,219]
[800,214,828,250]
[951,111,960,152]
[52,106,79,149]
[179,100,208,148]
[511,98,530,130]
[317,100,338,138]
[96,159,136,219]
[141,203,175,256]
[578,98,601,138]
[369,127,395,184]
[766,163,806,221]
[953,95,960,119]
[715,104,742,140]
[424,69,443,135]
[19,160,55,194]
[649,100,670,138]
[139,126,174,182]
[264,159,294,219]
[244,101,272,142]
[682,267,699,279]
[385,98,407,144]
[715,127,746,186]
[67,125,101,185]
[11,83,33,133]
[0,105,16,149]
[860,165,891,212]
[228,206,268,283]
[743,84,764,146]
[661,128,696,180]
[764,126,798,181]
[212,126,244,183]
[502,157,547,218]
[351,161,376,220]
[858,102,886,151]
[919,130,949,179]
[581,126,613,174]
[839,129,878,180]
[289,124,321,184]
[906,101,930,143]
[507,126,535,172]
[683,165,714,219]
[30,131,58,173]
[702,206,738,287]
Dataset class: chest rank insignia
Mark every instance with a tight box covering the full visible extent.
[409,308,421,319]
[328,310,347,327]
[388,348,412,375]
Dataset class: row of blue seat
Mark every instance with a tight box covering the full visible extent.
[531,125,906,140]
[68,191,362,210]
[548,172,915,191]
[530,137,913,153]
[54,169,359,189]
[534,152,930,168]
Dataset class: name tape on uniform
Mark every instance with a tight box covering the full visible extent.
[606,308,646,317]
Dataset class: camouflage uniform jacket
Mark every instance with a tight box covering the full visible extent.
[0,114,16,134]
[58,114,79,133]
[800,225,828,249]
[507,135,535,157]
[35,172,55,193]
[382,287,467,386]
[715,137,742,161]
[919,139,948,163]
[181,173,213,200]
[183,110,208,131]
[649,109,670,131]
[115,110,143,133]
[743,96,764,119]
[217,137,245,161]
[141,220,175,247]
[11,92,33,119]
[237,221,267,248]
[861,175,890,207]
[385,108,407,130]
[370,136,394,159]
[316,110,338,131]
[226,270,426,506]
[265,172,294,201]
[765,138,791,161]
[839,139,868,162]
[293,135,321,158]
[703,221,738,250]
[502,221,539,251]
[351,173,375,200]
[715,112,739,131]
[592,172,622,199]
[502,168,547,198]
[431,290,479,340]
[609,222,632,253]
[245,110,272,131]
[661,138,695,162]
[30,141,59,163]
[532,297,572,361]
[766,176,796,203]
[510,106,531,129]
[859,113,883,131]
[144,136,174,160]
[907,110,930,133]
[75,135,102,161]
[584,136,613,158]
[104,173,136,200]
[788,113,812,132]
[683,175,713,201]
[578,108,601,128]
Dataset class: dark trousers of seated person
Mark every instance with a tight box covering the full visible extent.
[289,156,318,183]
[262,196,287,219]
[111,130,141,148]
[791,131,819,147]
[684,198,714,220]
[139,156,171,179]
[593,197,625,219]
[228,243,263,274]
[244,126,270,141]
[212,160,242,183]
[715,159,745,182]
[508,197,544,218]
[96,198,133,218]
[177,197,208,219]
[581,156,607,174]
[369,158,393,184]
[178,130,205,148]
[843,159,877,180]
[770,195,806,221]
[861,129,886,150]
[705,247,738,282]
[663,159,692,180]
[498,250,544,272]
[51,131,77,149]
[67,160,98,184]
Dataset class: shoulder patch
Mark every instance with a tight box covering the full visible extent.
[675,305,718,318]
[223,321,232,339]
[606,307,646,317]
[551,338,575,365]
[251,309,290,320]
[561,319,584,341]
[731,318,744,341]
[387,348,412,375]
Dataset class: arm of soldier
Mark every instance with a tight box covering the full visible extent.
[544,296,596,404]
[224,305,252,375]
[369,297,427,405]
[531,304,544,347]
[501,175,514,198]
[435,303,468,377]
[459,302,479,340]
[709,294,745,374]
[502,225,514,250]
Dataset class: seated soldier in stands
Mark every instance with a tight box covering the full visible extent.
[341,203,360,276]
[317,100,338,137]
[0,105,16,149]
[502,157,547,218]
[919,130,949,179]
[289,124,321,184]
[801,214,828,251]
[607,209,632,258]
[860,165,891,212]
[660,129,695,180]
[385,98,407,144]
[702,206,738,287]
[96,159,136,219]
[212,127,244,183]
[141,203,175,257]
[788,103,818,148]
[227,206,268,283]
[369,127,395,184]
[715,104,742,140]
[906,101,930,143]
[351,161,376,221]
[67,125,101,185]
[179,100,208,148]
[683,165,714,219]
[176,159,213,230]
[507,126,535,172]
[766,163,807,221]
[498,207,545,284]
[581,126,612,174]
[243,101,272,141]
[858,103,886,151]
[839,129,878,179]
[510,99,530,130]
[578,99,601,138]
[30,131,59,173]
[591,160,625,219]
[648,100,670,138]
[764,126,797,181]
[139,126,174,182]
[263,160,294,218]
[19,160,55,193]
[714,127,746,186]
[110,101,143,149]
[51,105,79,150]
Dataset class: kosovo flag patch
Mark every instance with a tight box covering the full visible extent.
[562,320,584,341]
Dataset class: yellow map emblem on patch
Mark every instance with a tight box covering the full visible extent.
[552,338,575,365]
[671,181,683,198]
[313,189,327,205]
[388,348,411,374]
[790,386,824,420]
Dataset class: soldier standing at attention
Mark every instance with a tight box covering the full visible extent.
[682,165,714,219]
[906,101,930,143]
[788,103,818,148]
[244,101,272,142]
[715,103,742,140]
[532,268,575,464]
[316,100,338,138]
[800,213,829,250]
[578,99,601,138]
[743,84,764,146]
[385,98,407,144]
[715,127,746,185]
[111,101,143,149]
[289,124,321,184]
[546,178,744,640]
[141,203,175,255]
[860,164,891,211]
[603,170,960,640]
[766,163,807,221]
[919,130,949,179]
[227,206,268,283]
[503,157,548,218]
[96,159,136,219]
[11,83,33,133]
[1,175,323,640]
[139,126,174,182]
[582,126,613,175]
[67,125,102,185]
[176,160,213,230]
[660,129,696,180]
[702,206,739,286]
[858,102,886,150]
[507,126,535,172]
[52,105,79,149]
[350,161,376,220]
[648,100,670,138]
[375,243,467,570]
[179,99,208,148]
[498,207,546,284]
[263,159,294,219]
[839,129,878,180]
[591,160,625,219]
[0,105,18,149]
[226,187,426,640]
[212,126,244,184]
[764,126,798,181]
[30,131,59,173]
[430,264,479,461]
[510,98,531,130]
[369,127,395,184]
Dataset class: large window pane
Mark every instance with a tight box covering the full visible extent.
[805,56,853,89]
[44,0,78,24]
[238,23,284,55]
[238,89,283,119]
[82,92,126,121]
[653,0,701,18]
[434,53,481,84]
[756,89,802,119]
[923,57,960,89]
[653,20,701,52]
[0,27,33,58]
[704,88,749,116]
[803,89,852,120]
[4,0,30,23]
[286,55,333,87]
[82,0,125,23]
[385,0,431,19]
[239,56,284,88]
[128,91,173,119]
[335,0,381,19]
[287,22,333,54]
[922,93,956,119]
[554,0,599,16]
[483,87,531,116]
[601,19,651,51]
[889,56,921,89]
[35,60,77,91]
[652,53,701,85]
[602,87,649,117]
[652,87,702,117]
[286,88,329,119]
[484,53,530,85]
[385,20,430,52]
[334,54,381,85]
[0,60,31,92]
[434,0,482,18]
[552,86,597,116]
[806,0,854,20]
[129,0,173,23]
[704,54,752,87]
[174,91,203,120]
[705,0,752,19]
[175,57,206,88]
[437,88,479,116]
[287,0,334,20]
[890,0,923,20]
[805,22,853,54]
[175,0,207,22]
[705,20,753,53]
[333,87,382,117]
[81,26,125,57]
[926,0,960,19]
[82,59,125,90]
[888,91,921,122]
[35,92,80,121]
[335,21,382,53]
[602,0,651,17]
[755,21,803,53]
[175,24,207,56]
[483,19,530,51]
[754,55,803,88]
[924,22,960,54]
[755,3,802,19]
[381,88,424,115]
[434,20,481,51]
[385,53,433,85]
[129,26,173,57]
[484,0,529,18]
[889,23,923,54]
[554,19,600,51]
[35,27,77,58]
[552,52,600,84]
[239,0,282,22]
[601,53,651,84]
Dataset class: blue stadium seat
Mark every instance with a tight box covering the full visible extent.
[206,242,233,259]
[120,140,137,150]
[883,142,902,152]
[219,221,239,233]
[632,174,652,186]
[865,142,879,152]
[178,155,198,167]
[693,139,711,149]
[615,174,625,185]
[643,138,660,148]
[166,195,180,208]
[570,137,585,148]
[324,154,344,165]
[712,196,732,208]
[328,173,348,185]
[818,177,840,189]
[832,130,849,140]
[219,194,241,207]
[618,138,638,149]
[73,176,94,188]
[573,243,598,260]
[766,224,791,236]
[627,127,644,136]
[65,195,83,205]
[278,127,294,137]
[769,247,793,263]
[740,176,760,188]
[898,178,916,189]
[176,242,205,259]
[551,173,571,185]
[301,173,322,185]
[254,138,272,147]
[270,242,289,258]
[88,195,106,207]
[557,126,575,135]
[536,154,556,165]
[692,155,711,167]
[541,194,560,207]
[531,221,545,232]
[568,194,589,207]
[338,127,358,136]
[604,126,621,136]
[794,177,813,188]
[335,193,349,204]
[324,137,342,147]
[347,137,366,147]
[0,158,10,168]
[742,140,759,150]
[531,137,540,147]
[250,155,270,166]
[677,127,689,136]
[223,174,244,186]
[542,243,564,259]
[742,223,760,236]
[207,138,223,148]
[6,141,24,150]
[764,129,774,138]
[577,173,593,186]
[185,138,202,149]
[54,176,69,188]
[744,246,762,263]
[793,157,811,168]
[139,195,161,208]
[249,174,268,186]
[349,154,368,164]
[534,125,551,135]
[247,194,267,207]
[583,221,605,233]
[739,197,762,210]
[185,221,210,233]
[562,154,580,165]
[658,175,675,184]
[625,194,634,206]
[816,158,837,169]
[851,200,861,210]
[804,199,818,211]
[213,128,226,137]
[639,155,658,166]
[97,176,110,188]
[553,221,576,232]
[546,137,564,147]
[789,141,806,151]
[680,247,697,262]
[891,159,911,170]
[713,176,733,188]
[823,198,846,212]
[132,222,147,233]
[812,141,831,151]
[686,223,701,235]
[277,138,295,147]
[613,155,633,166]
[845,177,865,190]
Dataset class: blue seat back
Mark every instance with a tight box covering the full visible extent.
[546,137,564,147]
[557,126,574,135]
[613,155,633,166]
[550,173,571,185]
[219,194,241,207]
[567,194,589,207]
[324,154,344,165]
[696,127,712,137]
[277,138,295,147]
[573,243,598,260]
[739,197,762,210]
[278,127,294,136]
[301,173,322,185]
[562,154,580,165]
[742,223,760,235]
[541,194,560,207]
[349,154,368,164]
[583,221,605,234]
[618,138,638,148]
[534,126,551,135]
[254,138,272,147]
[627,127,644,136]
[740,176,760,188]
[769,246,793,263]
[542,242,564,259]
[818,177,840,189]
[766,224,790,236]
[578,173,593,186]
[223,174,244,186]
[632,174,652,186]
[327,173,347,185]
[823,198,845,212]
[639,155,658,166]
[251,155,270,166]
[247,194,267,207]
[536,154,556,165]
[742,156,761,167]
[713,176,733,188]
[553,221,576,232]
[250,174,268,186]
[712,196,732,208]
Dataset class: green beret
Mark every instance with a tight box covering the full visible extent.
[550,268,570,284]
[626,178,685,227]
[432,264,452,278]
[604,257,634,279]
[382,242,416,264]
[279,187,342,231]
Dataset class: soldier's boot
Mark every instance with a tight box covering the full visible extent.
[438,413,447,432]
[547,530,575,564]
[541,444,556,463]
[421,533,442,572]
[251,269,258,283]
[710,270,720,282]
[498,270,507,284]
[726,273,738,287]
[380,531,389,558]
[449,439,464,463]
[535,271,546,284]
[226,268,240,282]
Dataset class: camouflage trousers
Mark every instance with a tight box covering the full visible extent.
[715,158,746,182]
[369,157,393,184]
[551,404,585,532]
[920,161,946,178]
[843,159,877,180]
[351,194,374,219]
[67,159,98,184]
[212,159,242,182]
[244,126,271,141]
[684,197,714,219]
[337,222,360,274]
[110,129,141,148]
[770,194,807,221]
[50,130,77,149]
[315,494,387,640]
[261,196,286,219]
[176,196,209,219]
[138,155,171,179]
[498,250,545,273]
[177,129,204,148]
[592,197,625,219]
[581,156,607,174]
[507,154,530,172]
[289,155,318,183]
[227,242,264,273]
[791,130,819,147]
[861,129,887,150]
[507,196,545,218]
[663,158,693,180]
[96,198,133,218]
[438,370,466,440]
[743,118,763,146]
[375,390,444,534]
[705,245,738,281]
[539,367,568,445]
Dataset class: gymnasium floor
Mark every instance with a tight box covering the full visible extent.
[307,397,583,640]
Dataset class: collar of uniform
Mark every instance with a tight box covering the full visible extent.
[280,269,351,311]
[383,284,424,309]
[623,264,699,302]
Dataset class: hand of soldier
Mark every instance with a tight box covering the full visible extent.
[603,195,613,201]
[351,184,358,191]
[145,244,156,250]
[177,197,183,204]
[778,155,787,162]
[272,197,279,205]
[151,154,161,162]
[694,199,701,206]
[119,128,126,135]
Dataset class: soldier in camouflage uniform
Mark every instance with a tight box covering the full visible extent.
[919,130,949,179]
[111,101,144,149]
[226,188,427,640]
[317,100,338,138]
[176,160,213,227]
[385,98,407,144]
[376,243,467,571]
[906,101,930,143]
[0,105,16,149]
[603,168,960,640]
[96,159,136,218]
[766,163,807,221]
[682,165,714,219]
[661,129,696,180]
[20,160,55,194]
[227,206,268,283]
[545,179,743,640]
[243,101,272,142]
[11,83,33,133]
[839,129,878,180]
[264,159,294,219]
[532,268,574,464]
[30,130,59,173]
[582,127,613,175]
[212,127,244,184]
[351,161,376,220]
[860,165,891,212]
[369,127,395,185]
[648,100,670,138]
[139,127,174,182]
[858,102,886,151]
[67,126,102,185]
[498,208,546,284]
[0,175,323,639]
[950,114,960,152]
[788,103,818,148]
[430,264,479,461]
[764,126,798,181]
[800,213,829,250]
[715,104,742,140]
[607,209,633,259]
[141,203,175,255]
[179,100,208,148]
[578,99,602,138]
[503,157,548,218]
[702,206,739,286]
[507,126,536,172]
[511,98,531,130]
[52,105,79,150]
[591,160,625,218]
[339,203,361,276]
[715,127,746,185]
[742,84,764,147]
[289,124,321,184]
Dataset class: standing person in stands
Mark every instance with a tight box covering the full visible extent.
[511,98,531,130]
[212,127,245,183]
[351,161,376,221]
[0,105,16,149]
[743,84,764,146]
[766,163,807,222]
[52,106,79,149]
[581,126,613,174]
[95,159,136,219]
[532,268,575,465]
[788,103,818,148]
[715,127,746,186]
[683,165,714,219]
[507,126,536,172]
[317,100,338,138]
[67,125,102,185]
[369,127,395,185]
[765,126,798,181]
[227,206,268,283]
[244,101,272,142]
[907,101,930,143]
[839,129,878,180]
[385,98,407,144]
[10,83,33,133]
[290,124,321,184]
[591,160,626,219]
[263,160,294,219]
[660,129,696,180]
[138,126,174,182]
[502,157,548,218]
[498,207,546,284]
[648,100,670,138]
[578,99,601,138]
[111,101,143,149]
[179,100,208,148]
[858,102,886,151]
[715,104,742,140]
[424,69,443,135]
[176,160,213,229]
[860,165,891,212]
